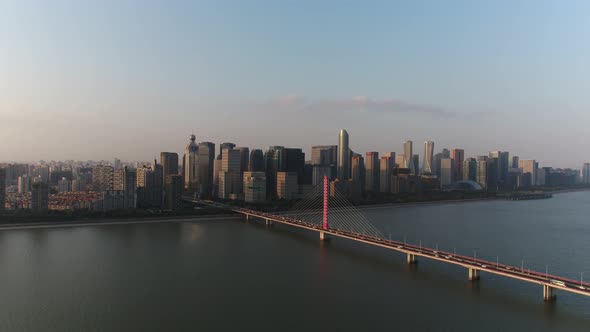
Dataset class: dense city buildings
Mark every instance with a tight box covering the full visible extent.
[583,163,590,185]
[92,165,114,191]
[423,141,434,174]
[31,181,49,211]
[365,152,380,192]
[337,129,350,180]
[0,168,5,210]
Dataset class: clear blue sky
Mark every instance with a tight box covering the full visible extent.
[1,0,589,168]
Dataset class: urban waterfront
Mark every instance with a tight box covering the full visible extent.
[1,192,589,331]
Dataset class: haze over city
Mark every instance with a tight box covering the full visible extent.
[2,1,590,167]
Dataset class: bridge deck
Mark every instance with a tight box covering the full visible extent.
[186,198,590,299]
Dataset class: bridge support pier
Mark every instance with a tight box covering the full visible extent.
[543,285,556,301]
[319,231,329,241]
[265,219,273,226]
[245,215,250,221]
[469,268,480,281]
[407,253,417,264]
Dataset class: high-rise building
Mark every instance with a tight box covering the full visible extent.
[351,154,365,193]
[311,145,337,167]
[403,141,414,173]
[412,154,420,176]
[486,157,499,190]
[422,141,434,174]
[451,149,464,182]
[17,175,31,193]
[440,158,453,187]
[164,175,183,210]
[160,152,179,181]
[519,160,538,186]
[395,154,405,168]
[379,156,394,193]
[433,149,450,177]
[184,135,199,191]
[463,158,477,182]
[197,142,215,197]
[92,165,114,191]
[583,163,590,185]
[31,181,49,212]
[476,156,488,189]
[219,148,242,199]
[113,169,124,191]
[277,172,298,200]
[243,172,266,203]
[151,161,164,208]
[365,152,380,192]
[0,168,5,211]
[114,158,122,170]
[57,177,70,192]
[312,166,331,187]
[338,129,350,180]
[122,167,136,209]
[489,151,509,186]
[510,156,520,169]
[136,165,154,208]
[236,147,250,174]
[248,149,265,172]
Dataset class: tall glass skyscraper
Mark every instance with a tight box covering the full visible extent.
[338,129,350,180]
[403,141,414,174]
[422,141,434,174]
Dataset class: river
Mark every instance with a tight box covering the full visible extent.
[0,192,589,331]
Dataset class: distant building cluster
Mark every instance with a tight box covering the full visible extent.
[1,130,589,212]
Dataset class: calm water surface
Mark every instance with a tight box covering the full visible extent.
[1,192,590,331]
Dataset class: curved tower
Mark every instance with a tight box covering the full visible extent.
[184,134,199,191]
[338,129,350,180]
[422,141,434,174]
[403,140,414,174]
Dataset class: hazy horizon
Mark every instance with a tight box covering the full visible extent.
[2,1,590,168]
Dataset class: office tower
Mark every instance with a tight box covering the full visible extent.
[403,141,414,172]
[122,167,137,208]
[277,172,298,200]
[136,165,154,208]
[440,158,453,187]
[519,160,538,186]
[220,142,236,153]
[489,151,509,185]
[395,155,405,168]
[365,152,380,192]
[433,149,450,177]
[263,146,304,198]
[311,145,338,166]
[379,156,394,193]
[57,177,70,193]
[0,168,5,211]
[243,172,266,203]
[31,181,49,211]
[17,175,31,193]
[486,157,499,190]
[160,152,179,180]
[114,158,122,170]
[164,175,183,210]
[338,129,350,180]
[236,147,250,174]
[463,158,477,182]
[451,149,464,182]
[312,166,331,187]
[413,155,420,176]
[151,160,164,208]
[510,156,520,169]
[536,167,547,186]
[219,148,242,199]
[92,165,114,191]
[422,141,434,174]
[476,156,488,189]
[583,163,590,184]
[184,135,199,191]
[351,154,365,193]
[197,142,215,197]
[249,149,264,172]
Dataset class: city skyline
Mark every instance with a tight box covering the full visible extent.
[2,1,590,167]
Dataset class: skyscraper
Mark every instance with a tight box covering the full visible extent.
[122,166,137,209]
[17,175,31,194]
[164,175,183,210]
[412,155,420,176]
[351,154,365,193]
[248,149,264,172]
[236,147,250,174]
[403,141,414,173]
[510,156,520,169]
[422,141,434,174]
[151,160,164,208]
[197,142,215,197]
[519,160,538,186]
[31,181,49,211]
[379,156,393,193]
[489,151,509,186]
[440,158,453,187]
[184,135,199,191]
[243,171,266,203]
[312,145,337,167]
[583,163,590,185]
[219,148,242,199]
[365,152,380,192]
[451,149,464,182]
[338,129,350,180]
[160,152,179,184]
[476,156,488,189]
[0,168,5,211]
[463,158,477,182]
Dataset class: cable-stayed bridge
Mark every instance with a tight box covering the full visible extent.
[184,176,590,302]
